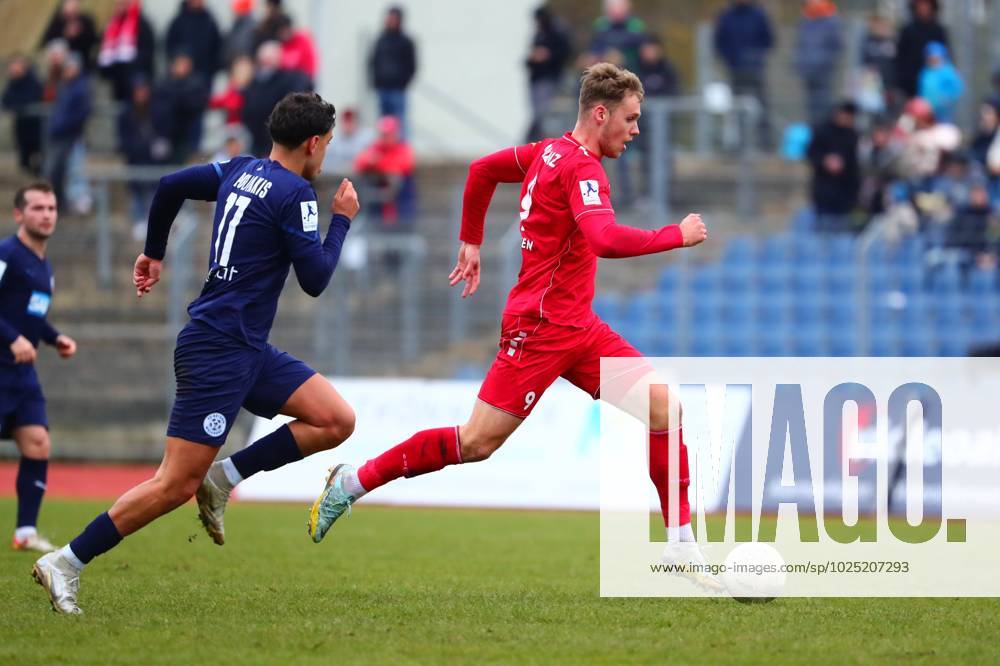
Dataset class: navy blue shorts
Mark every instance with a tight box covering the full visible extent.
[167,323,317,447]
[0,383,48,439]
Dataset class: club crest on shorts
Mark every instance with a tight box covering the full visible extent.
[203,412,227,438]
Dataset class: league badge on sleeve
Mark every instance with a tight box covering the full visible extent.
[27,291,51,317]
[579,180,601,206]
[300,201,319,232]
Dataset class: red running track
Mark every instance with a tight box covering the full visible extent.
[0,462,159,499]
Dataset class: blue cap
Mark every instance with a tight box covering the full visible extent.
[925,41,948,59]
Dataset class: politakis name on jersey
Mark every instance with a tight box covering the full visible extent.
[233,172,273,199]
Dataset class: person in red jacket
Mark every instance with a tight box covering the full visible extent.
[310,64,719,590]
[354,115,414,226]
[208,55,253,125]
[276,16,317,83]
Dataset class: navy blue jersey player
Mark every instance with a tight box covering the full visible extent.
[33,93,359,614]
[1,182,77,554]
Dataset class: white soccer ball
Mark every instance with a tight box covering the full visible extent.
[722,543,786,603]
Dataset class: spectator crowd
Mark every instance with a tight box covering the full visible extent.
[0,2,390,227]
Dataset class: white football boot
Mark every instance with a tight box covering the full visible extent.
[661,542,725,593]
[32,551,83,614]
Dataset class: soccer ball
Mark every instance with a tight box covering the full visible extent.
[722,543,786,603]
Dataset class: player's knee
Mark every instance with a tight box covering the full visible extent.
[460,430,505,463]
[159,475,201,509]
[19,432,51,459]
[649,386,682,432]
[314,406,356,444]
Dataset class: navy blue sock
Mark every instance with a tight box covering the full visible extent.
[230,424,302,480]
[69,512,123,564]
[15,457,47,529]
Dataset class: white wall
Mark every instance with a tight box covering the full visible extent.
[144,0,535,160]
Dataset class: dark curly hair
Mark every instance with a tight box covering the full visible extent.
[266,92,337,149]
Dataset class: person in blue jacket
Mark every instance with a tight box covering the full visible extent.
[918,41,964,124]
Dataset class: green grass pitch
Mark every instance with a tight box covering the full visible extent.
[2,498,998,665]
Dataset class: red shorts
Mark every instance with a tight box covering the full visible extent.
[478,314,650,418]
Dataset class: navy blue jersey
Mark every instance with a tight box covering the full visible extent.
[0,235,59,387]
[144,156,350,350]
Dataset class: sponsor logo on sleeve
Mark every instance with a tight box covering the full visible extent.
[301,201,319,232]
[27,291,50,317]
[579,180,601,206]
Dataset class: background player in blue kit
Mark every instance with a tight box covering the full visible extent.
[1,182,77,554]
[32,92,360,614]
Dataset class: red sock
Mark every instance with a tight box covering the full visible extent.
[649,428,691,528]
[357,426,462,492]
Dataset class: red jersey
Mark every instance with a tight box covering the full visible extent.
[460,133,685,328]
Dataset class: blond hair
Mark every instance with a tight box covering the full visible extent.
[578,63,644,113]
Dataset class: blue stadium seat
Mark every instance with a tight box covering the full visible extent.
[592,294,622,322]
[757,289,794,323]
[894,235,926,267]
[828,265,857,293]
[931,298,964,330]
[721,296,756,326]
[792,297,825,325]
[792,264,825,294]
[760,261,793,292]
[691,324,725,356]
[900,327,935,356]
[827,234,856,265]
[792,323,828,356]
[691,265,722,293]
[897,264,924,295]
[723,236,757,265]
[792,234,823,264]
[828,329,859,356]
[759,234,794,264]
[721,261,757,291]
[758,330,792,356]
[929,264,962,296]
[937,329,970,357]
[826,298,857,326]
[968,267,998,295]
[867,326,899,356]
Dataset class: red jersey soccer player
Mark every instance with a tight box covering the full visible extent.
[309,64,716,587]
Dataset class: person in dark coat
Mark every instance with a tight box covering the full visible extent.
[636,35,679,98]
[254,0,289,52]
[223,0,257,68]
[40,0,99,71]
[895,0,949,99]
[240,41,311,156]
[807,102,861,231]
[370,6,417,137]
[42,53,91,209]
[588,0,647,72]
[525,6,571,141]
[166,0,222,84]
[794,0,843,126]
[1,54,44,174]
[714,0,775,148]
[97,0,156,103]
[152,53,209,164]
[117,78,166,237]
